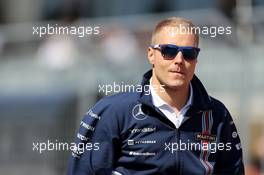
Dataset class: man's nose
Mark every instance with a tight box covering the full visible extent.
[174,51,184,64]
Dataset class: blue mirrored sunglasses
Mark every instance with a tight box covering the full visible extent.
[151,44,200,60]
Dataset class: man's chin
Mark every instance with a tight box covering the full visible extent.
[164,81,187,90]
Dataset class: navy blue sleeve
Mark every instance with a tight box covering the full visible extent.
[215,109,245,174]
[67,99,120,175]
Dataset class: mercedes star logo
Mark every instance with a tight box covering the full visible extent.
[132,104,147,120]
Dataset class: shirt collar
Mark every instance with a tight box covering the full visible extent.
[139,70,212,113]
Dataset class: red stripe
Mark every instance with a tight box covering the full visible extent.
[205,111,209,134]
[201,143,212,174]
[202,111,212,174]
[204,160,212,174]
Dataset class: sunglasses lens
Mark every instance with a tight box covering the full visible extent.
[156,44,200,60]
[160,46,178,60]
[182,48,199,60]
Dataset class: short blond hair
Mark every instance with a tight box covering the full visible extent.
[151,17,199,45]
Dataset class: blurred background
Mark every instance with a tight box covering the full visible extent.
[0,0,263,174]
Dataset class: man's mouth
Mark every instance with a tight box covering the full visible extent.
[169,70,184,75]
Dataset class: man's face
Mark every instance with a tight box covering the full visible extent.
[148,26,198,90]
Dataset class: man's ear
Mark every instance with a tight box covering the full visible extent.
[147,47,155,65]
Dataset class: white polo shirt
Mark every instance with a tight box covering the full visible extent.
[150,78,193,129]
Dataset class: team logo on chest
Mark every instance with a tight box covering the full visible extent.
[132,104,147,120]
[196,133,217,142]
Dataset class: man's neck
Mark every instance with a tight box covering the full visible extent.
[151,76,190,115]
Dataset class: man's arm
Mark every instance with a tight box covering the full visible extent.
[214,109,245,174]
[67,100,120,175]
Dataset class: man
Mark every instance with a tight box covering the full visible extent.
[67,17,245,175]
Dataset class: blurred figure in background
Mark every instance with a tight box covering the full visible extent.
[37,34,77,70]
[100,28,139,66]
[37,2,80,70]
